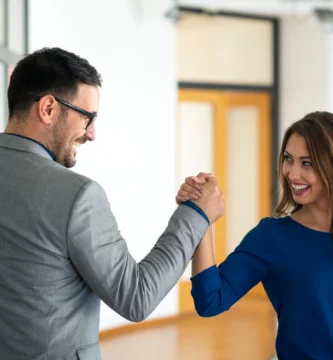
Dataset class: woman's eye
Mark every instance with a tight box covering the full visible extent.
[303,161,312,167]
[283,155,292,163]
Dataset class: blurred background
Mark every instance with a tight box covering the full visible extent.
[1,0,332,359]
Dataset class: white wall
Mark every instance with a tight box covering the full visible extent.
[29,0,178,331]
[280,14,328,141]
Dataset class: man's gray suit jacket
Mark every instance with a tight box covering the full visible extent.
[0,134,209,359]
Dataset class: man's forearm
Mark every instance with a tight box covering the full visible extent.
[132,205,209,321]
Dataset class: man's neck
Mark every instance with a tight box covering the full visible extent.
[5,121,46,148]
[4,121,55,161]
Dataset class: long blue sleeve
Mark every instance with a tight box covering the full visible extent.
[191,219,272,316]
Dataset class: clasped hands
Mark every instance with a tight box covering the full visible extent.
[176,173,224,224]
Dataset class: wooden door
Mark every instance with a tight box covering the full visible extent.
[177,90,271,314]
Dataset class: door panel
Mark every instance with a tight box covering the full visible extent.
[226,106,260,254]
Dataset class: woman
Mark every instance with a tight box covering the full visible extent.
[176,111,333,359]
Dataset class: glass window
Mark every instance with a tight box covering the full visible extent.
[0,61,7,131]
[0,0,26,128]
[0,0,6,47]
[8,0,25,54]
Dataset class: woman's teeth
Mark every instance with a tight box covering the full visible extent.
[292,184,310,191]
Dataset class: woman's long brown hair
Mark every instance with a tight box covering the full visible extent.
[273,112,333,236]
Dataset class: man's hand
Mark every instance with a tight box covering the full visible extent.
[176,172,211,205]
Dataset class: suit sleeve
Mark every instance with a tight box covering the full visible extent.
[67,180,209,322]
[191,219,273,317]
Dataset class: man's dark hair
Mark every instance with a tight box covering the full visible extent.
[7,47,102,119]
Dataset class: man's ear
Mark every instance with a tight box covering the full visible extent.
[36,95,58,125]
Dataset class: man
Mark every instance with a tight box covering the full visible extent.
[0,48,223,359]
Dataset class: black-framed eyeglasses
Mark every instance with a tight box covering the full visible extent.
[34,95,97,130]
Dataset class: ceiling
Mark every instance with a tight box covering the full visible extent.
[178,0,333,16]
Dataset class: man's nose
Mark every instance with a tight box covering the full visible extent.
[85,123,96,141]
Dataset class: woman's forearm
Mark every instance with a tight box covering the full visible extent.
[192,226,216,277]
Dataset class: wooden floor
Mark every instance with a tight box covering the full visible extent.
[99,298,276,360]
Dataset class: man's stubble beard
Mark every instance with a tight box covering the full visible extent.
[52,112,76,168]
